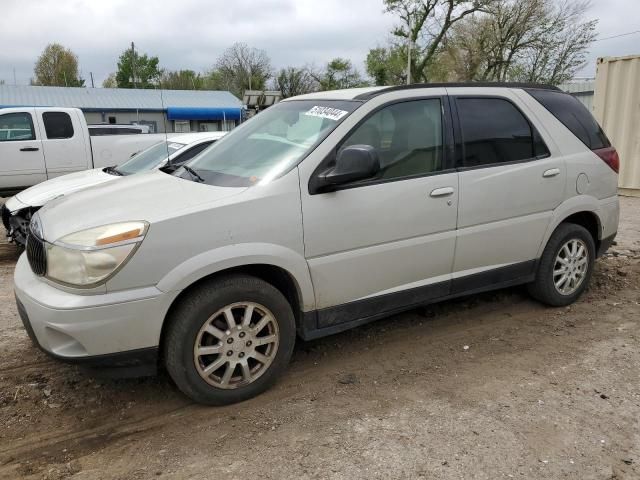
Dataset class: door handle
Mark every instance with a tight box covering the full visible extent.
[543,168,560,178]
[20,147,39,152]
[430,187,455,197]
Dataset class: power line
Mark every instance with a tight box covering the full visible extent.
[594,29,640,42]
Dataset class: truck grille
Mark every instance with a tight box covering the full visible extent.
[26,233,47,276]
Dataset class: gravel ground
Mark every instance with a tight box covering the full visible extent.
[0,196,639,480]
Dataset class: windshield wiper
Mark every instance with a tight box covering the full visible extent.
[183,165,204,183]
[104,165,124,176]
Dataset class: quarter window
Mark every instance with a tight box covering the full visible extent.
[0,112,35,141]
[457,98,548,168]
[42,112,74,139]
[341,99,444,180]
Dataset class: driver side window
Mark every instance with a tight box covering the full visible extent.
[341,99,444,180]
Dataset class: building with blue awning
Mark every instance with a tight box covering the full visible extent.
[0,85,243,133]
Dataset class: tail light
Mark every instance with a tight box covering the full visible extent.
[594,147,620,173]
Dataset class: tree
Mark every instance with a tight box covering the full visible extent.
[366,46,407,85]
[439,0,597,84]
[274,67,318,98]
[207,43,272,97]
[102,73,117,88]
[312,58,368,91]
[381,0,496,83]
[160,70,204,90]
[115,47,161,88]
[33,43,84,87]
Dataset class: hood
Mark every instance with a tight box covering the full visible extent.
[37,170,247,242]
[15,168,115,208]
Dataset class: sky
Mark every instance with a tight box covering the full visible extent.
[0,0,638,87]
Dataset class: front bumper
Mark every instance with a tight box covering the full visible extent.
[14,254,180,376]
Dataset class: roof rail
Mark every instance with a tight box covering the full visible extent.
[353,82,561,100]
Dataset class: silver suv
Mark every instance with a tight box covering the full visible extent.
[14,84,620,405]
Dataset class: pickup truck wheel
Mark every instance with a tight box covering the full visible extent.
[528,223,595,307]
[164,274,296,405]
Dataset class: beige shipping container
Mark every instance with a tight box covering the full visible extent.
[594,55,640,195]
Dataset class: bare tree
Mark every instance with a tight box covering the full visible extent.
[384,0,496,82]
[33,43,84,87]
[441,0,597,84]
[208,43,272,98]
[274,67,318,98]
[102,73,117,88]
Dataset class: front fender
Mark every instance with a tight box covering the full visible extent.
[155,242,316,311]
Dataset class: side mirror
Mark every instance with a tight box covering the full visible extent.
[322,145,380,187]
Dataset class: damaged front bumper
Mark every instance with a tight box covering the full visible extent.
[1,197,33,246]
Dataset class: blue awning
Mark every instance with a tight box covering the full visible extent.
[166,106,242,121]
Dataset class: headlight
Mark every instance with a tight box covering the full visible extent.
[46,222,148,287]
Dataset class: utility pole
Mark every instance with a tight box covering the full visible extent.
[13,67,17,85]
[131,41,136,89]
[90,72,95,88]
[407,14,412,85]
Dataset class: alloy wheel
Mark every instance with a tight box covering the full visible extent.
[193,302,280,389]
[553,238,589,295]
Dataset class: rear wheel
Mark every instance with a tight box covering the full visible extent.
[164,275,296,405]
[528,223,595,307]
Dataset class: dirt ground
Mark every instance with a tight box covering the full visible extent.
[0,197,638,480]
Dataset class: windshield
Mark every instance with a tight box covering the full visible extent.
[116,141,185,175]
[176,100,361,187]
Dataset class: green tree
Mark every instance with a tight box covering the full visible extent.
[312,58,368,91]
[274,67,318,98]
[33,43,84,87]
[366,46,407,85]
[160,70,204,90]
[115,47,161,88]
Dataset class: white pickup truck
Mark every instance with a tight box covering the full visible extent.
[0,107,170,196]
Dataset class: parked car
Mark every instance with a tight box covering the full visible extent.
[2,132,225,246]
[88,124,152,135]
[14,83,619,405]
[0,107,173,196]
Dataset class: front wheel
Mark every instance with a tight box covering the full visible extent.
[528,223,596,307]
[164,275,296,405]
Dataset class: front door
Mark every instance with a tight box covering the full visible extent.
[300,96,459,328]
[0,109,46,195]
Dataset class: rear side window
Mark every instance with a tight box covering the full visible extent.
[42,112,74,139]
[0,112,35,141]
[89,127,142,136]
[527,89,610,150]
[456,97,549,168]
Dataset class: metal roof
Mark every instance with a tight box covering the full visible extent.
[0,85,242,112]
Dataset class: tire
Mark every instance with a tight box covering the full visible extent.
[164,274,296,405]
[528,223,596,307]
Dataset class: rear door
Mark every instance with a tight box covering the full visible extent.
[0,109,46,194]
[36,109,87,178]
[450,89,565,291]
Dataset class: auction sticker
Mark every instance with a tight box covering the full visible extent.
[304,106,349,121]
